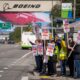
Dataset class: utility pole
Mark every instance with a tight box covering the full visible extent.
[74,0,76,20]
[51,0,54,39]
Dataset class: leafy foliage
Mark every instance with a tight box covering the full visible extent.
[9,24,33,43]
[50,4,62,27]
[9,27,21,43]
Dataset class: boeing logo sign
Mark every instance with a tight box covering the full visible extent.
[3,3,41,11]
[0,1,60,12]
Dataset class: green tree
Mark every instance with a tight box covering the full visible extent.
[61,0,73,3]
[9,24,33,43]
[9,27,21,43]
[50,4,62,27]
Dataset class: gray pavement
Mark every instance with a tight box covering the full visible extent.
[0,44,80,80]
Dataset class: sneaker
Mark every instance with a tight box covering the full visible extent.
[40,71,46,76]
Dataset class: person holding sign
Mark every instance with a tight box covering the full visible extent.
[30,39,43,72]
[46,40,56,75]
[73,31,80,78]
[67,36,75,77]
[40,40,48,75]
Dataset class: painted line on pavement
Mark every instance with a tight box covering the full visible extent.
[0,70,4,73]
[8,51,33,67]
[0,75,2,77]
[21,76,28,80]
[40,76,50,79]
[3,67,8,70]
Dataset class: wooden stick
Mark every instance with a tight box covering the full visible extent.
[68,43,76,58]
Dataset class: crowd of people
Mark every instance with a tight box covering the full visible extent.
[31,34,80,78]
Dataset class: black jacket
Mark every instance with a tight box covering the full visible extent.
[74,44,80,60]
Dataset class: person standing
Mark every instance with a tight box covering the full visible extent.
[30,39,43,72]
[68,37,75,77]
[74,41,80,78]
[40,40,48,75]
[59,37,67,76]
[47,40,56,75]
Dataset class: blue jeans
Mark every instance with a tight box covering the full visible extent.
[60,60,66,75]
[74,60,80,77]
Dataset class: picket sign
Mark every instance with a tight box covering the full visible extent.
[32,45,37,56]
[32,44,43,56]
[41,27,49,40]
[37,43,43,55]
[46,43,55,56]
[63,19,70,33]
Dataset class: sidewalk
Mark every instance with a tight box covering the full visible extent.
[27,62,80,80]
[16,54,80,80]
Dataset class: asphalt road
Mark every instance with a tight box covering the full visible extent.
[0,44,80,80]
[0,44,35,80]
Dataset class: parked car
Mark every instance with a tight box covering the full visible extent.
[7,40,15,44]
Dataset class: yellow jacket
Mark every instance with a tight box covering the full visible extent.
[61,40,66,48]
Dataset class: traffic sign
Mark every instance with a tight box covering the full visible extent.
[0,22,11,29]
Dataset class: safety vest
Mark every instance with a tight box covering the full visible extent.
[59,40,67,60]
[54,45,59,55]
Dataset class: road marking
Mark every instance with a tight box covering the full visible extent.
[0,75,2,77]
[8,51,33,67]
[21,76,28,80]
[3,67,8,70]
[0,70,4,73]
[40,76,50,79]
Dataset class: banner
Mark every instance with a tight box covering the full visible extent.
[46,43,55,56]
[61,3,72,18]
[41,27,49,40]
[37,44,43,55]
[0,1,53,12]
[63,19,70,33]
[32,45,37,56]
